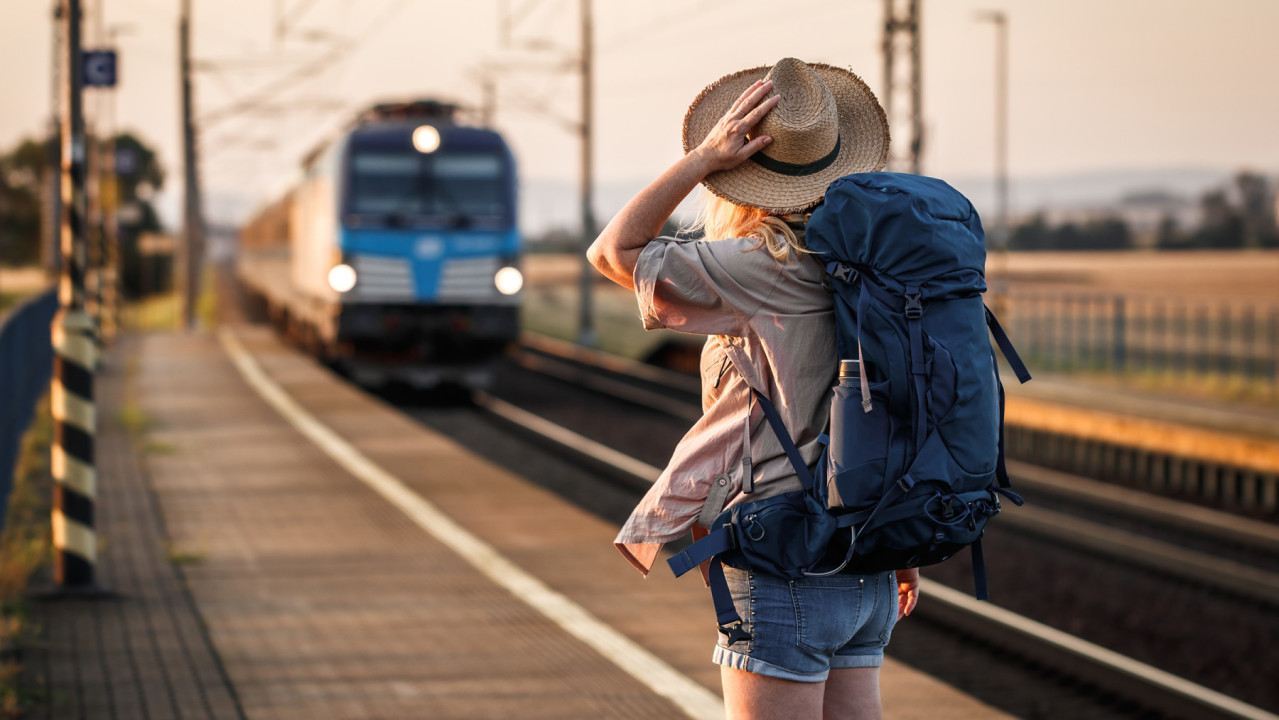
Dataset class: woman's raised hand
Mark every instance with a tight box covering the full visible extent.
[692,79,780,174]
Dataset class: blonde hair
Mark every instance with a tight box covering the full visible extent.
[690,192,812,262]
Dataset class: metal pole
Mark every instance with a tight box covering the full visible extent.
[576,0,596,348]
[481,73,496,128]
[993,13,1007,247]
[881,0,894,159]
[180,0,204,330]
[46,1,64,275]
[907,0,922,175]
[101,27,120,342]
[50,0,102,591]
[882,0,923,174]
[977,10,1009,308]
[85,0,104,353]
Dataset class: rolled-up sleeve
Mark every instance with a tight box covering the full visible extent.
[632,236,782,337]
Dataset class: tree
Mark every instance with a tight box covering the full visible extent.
[0,138,48,265]
[1234,172,1278,248]
[104,132,166,296]
[1154,214,1184,249]
[0,130,168,291]
[1188,189,1245,249]
[1008,213,1133,251]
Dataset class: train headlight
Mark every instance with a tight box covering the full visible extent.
[494,266,523,296]
[412,125,440,154]
[328,263,357,293]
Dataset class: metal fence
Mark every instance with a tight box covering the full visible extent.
[0,288,58,531]
[1004,290,1279,389]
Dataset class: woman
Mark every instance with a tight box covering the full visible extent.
[587,58,920,720]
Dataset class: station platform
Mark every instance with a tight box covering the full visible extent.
[26,323,1011,719]
[1008,370,1279,442]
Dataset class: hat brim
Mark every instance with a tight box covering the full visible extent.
[682,63,890,214]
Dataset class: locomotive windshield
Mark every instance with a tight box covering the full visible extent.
[345,147,510,227]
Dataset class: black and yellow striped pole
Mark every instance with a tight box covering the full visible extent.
[51,0,102,590]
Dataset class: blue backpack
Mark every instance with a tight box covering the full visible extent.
[668,173,1031,645]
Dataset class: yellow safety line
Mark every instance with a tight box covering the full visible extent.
[1006,396,1279,475]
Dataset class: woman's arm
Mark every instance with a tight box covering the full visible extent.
[586,79,780,290]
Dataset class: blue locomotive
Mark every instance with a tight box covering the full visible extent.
[238,100,522,389]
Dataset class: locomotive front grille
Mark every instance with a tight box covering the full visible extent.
[352,255,414,301]
[438,257,501,301]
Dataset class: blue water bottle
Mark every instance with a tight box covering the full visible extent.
[827,358,888,509]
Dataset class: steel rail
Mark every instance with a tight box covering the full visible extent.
[513,351,703,422]
[521,330,1279,516]
[918,580,1279,720]
[1007,459,1279,556]
[516,334,1279,565]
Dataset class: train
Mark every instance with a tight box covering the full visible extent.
[238,100,523,390]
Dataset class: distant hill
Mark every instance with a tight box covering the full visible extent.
[520,167,1267,239]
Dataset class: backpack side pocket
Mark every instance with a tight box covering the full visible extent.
[827,376,890,510]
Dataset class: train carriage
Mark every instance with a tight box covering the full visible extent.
[238,100,522,389]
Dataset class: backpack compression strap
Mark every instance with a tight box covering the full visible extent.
[984,305,1032,488]
[985,305,1032,383]
[904,286,929,453]
[973,305,1030,600]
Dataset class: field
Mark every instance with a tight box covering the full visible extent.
[523,250,1279,402]
[995,250,1279,300]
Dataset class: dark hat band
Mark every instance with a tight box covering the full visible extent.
[749,135,841,177]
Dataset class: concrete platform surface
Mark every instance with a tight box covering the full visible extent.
[34,324,1012,719]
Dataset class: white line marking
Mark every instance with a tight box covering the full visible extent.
[475,392,663,482]
[922,580,1279,720]
[473,374,1279,720]
[217,328,722,720]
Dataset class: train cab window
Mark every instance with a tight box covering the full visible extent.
[346,148,509,228]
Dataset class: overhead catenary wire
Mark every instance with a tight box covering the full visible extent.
[198,0,409,130]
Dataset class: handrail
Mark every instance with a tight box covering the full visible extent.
[0,288,58,531]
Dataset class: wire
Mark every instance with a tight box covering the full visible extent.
[198,0,409,130]
[596,0,733,55]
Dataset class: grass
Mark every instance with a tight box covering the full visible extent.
[1082,367,1278,407]
[118,264,218,332]
[520,282,698,361]
[0,293,30,317]
[143,440,179,456]
[162,541,205,567]
[121,292,181,331]
[116,405,152,437]
[196,265,219,330]
[0,396,53,718]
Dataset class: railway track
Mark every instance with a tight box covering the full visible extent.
[403,333,1279,719]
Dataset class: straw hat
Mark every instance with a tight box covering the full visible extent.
[682,58,890,214]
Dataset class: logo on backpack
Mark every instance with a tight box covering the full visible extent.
[668,173,1032,644]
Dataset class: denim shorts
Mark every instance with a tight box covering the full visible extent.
[712,565,898,682]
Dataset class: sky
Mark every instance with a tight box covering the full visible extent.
[2,0,1278,233]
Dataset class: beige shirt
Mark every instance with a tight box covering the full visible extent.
[614,235,837,575]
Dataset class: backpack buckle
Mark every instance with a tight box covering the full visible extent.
[826,262,857,287]
[719,621,751,646]
[904,292,924,319]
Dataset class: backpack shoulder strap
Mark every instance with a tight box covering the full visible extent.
[749,388,815,492]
